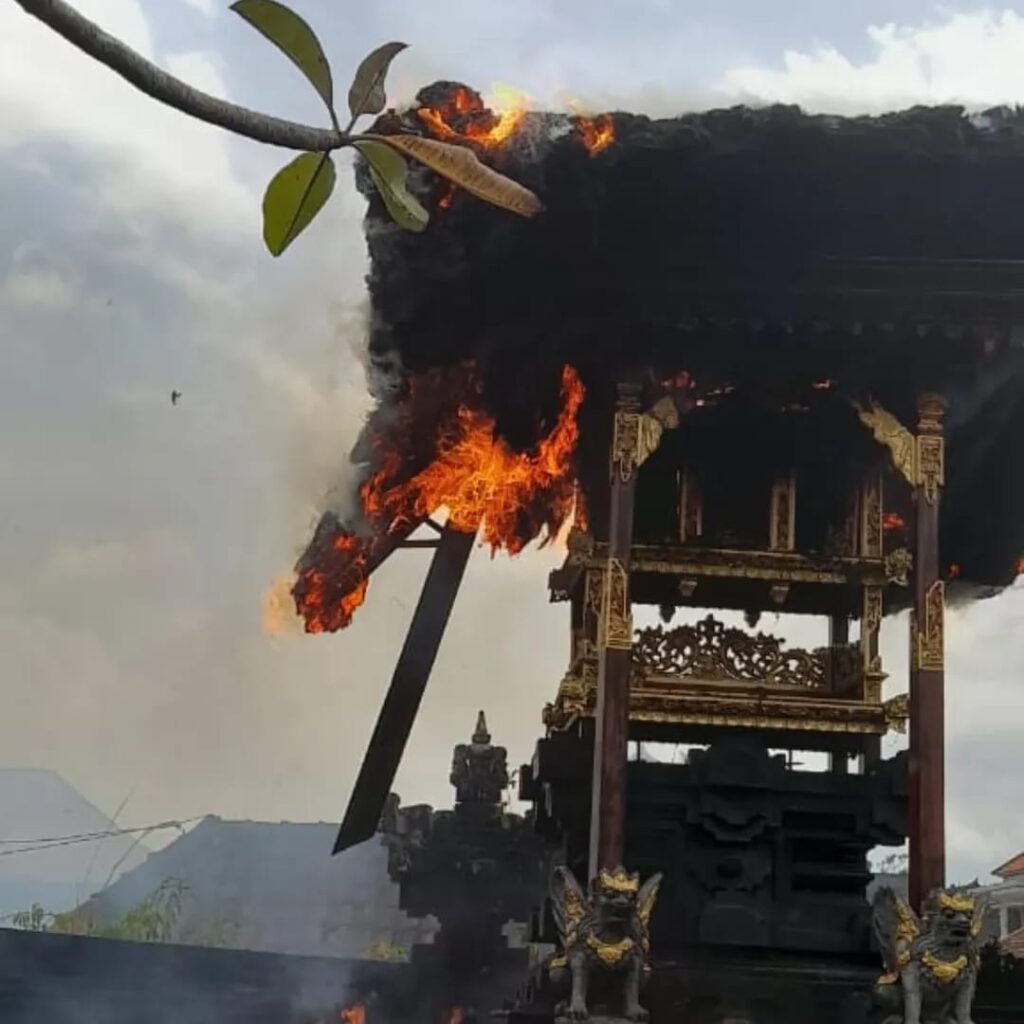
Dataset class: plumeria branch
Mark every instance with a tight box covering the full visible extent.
[12,0,344,151]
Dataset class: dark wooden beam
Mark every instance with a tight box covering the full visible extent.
[908,393,947,910]
[333,525,475,854]
[588,383,642,876]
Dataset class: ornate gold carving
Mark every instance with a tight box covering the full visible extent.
[545,676,899,735]
[593,543,889,586]
[611,410,641,482]
[864,587,883,635]
[883,694,909,734]
[861,473,883,558]
[610,395,681,482]
[598,868,639,894]
[921,951,969,984]
[884,548,912,586]
[598,558,632,650]
[826,489,860,557]
[585,568,604,620]
[857,402,916,487]
[566,528,595,566]
[679,468,703,542]
[938,891,976,914]
[769,473,797,551]
[917,434,945,505]
[915,580,945,671]
[586,934,635,967]
[632,616,838,690]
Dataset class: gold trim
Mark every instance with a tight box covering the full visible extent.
[769,473,797,552]
[598,558,632,651]
[857,402,916,487]
[598,868,639,894]
[915,580,945,671]
[586,934,635,966]
[917,434,945,505]
[938,891,976,914]
[611,410,641,482]
[884,548,912,586]
[861,473,883,558]
[921,951,968,984]
[883,694,909,734]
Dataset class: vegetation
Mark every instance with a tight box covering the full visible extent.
[366,939,410,961]
[12,878,188,943]
[13,0,542,255]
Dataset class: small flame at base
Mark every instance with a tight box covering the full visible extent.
[339,1006,366,1024]
[263,577,302,636]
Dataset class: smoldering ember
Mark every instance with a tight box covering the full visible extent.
[267,83,1024,1024]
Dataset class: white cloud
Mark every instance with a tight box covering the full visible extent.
[0,268,77,311]
[721,10,1024,113]
[0,1,253,234]
[181,0,217,14]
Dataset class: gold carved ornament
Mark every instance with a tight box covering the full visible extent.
[857,402,917,487]
[631,616,838,690]
[860,474,883,558]
[598,868,639,893]
[610,396,681,483]
[883,695,909,734]
[586,934,635,966]
[917,434,945,506]
[921,951,969,984]
[938,891,975,914]
[884,548,912,586]
[915,580,945,671]
[599,558,632,651]
[856,400,945,503]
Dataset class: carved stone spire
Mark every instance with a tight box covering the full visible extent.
[473,709,491,745]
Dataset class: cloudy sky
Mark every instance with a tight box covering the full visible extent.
[3,0,1024,885]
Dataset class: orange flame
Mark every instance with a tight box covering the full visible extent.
[416,86,526,148]
[948,563,961,579]
[1016,557,1024,577]
[340,1006,366,1024]
[883,512,905,532]
[294,367,586,632]
[447,1010,464,1024]
[438,181,457,210]
[263,577,301,636]
[574,114,615,156]
[299,533,371,634]
[812,378,837,390]
[363,365,585,554]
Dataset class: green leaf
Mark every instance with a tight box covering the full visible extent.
[355,141,428,233]
[231,0,334,116]
[347,42,408,120]
[262,152,336,256]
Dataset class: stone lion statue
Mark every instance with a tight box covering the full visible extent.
[548,865,662,1022]
[872,884,984,1024]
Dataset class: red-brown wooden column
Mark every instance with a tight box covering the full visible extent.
[588,383,642,877]
[908,393,947,910]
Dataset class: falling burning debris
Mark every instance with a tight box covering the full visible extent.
[947,563,961,579]
[292,366,586,633]
[339,1006,366,1024]
[813,379,838,390]
[883,512,906,532]
[574,113,615,156]
[263,576,302,635]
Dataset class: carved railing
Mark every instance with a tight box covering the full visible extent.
[631,615,857,691]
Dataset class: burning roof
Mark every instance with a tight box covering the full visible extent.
[292,88,1024,631]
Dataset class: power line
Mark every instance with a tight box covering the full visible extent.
[0,817,202,857]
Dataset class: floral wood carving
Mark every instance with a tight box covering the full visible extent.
[631,615,846,690]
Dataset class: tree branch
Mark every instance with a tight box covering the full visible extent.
[12,0,347,151]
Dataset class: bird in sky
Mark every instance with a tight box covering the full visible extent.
[171,390,182,406]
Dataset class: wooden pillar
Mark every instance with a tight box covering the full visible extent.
[588,383,641,877]
[908,393,946,910]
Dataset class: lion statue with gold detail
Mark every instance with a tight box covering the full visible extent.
[872,885,984,1024]
[548,865,662,1022]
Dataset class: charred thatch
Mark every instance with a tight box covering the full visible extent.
[348,91,1024,593]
